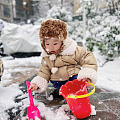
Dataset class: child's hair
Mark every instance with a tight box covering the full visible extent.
[39,19,67,41]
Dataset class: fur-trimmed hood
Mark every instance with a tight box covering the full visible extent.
[32,38,98,88]
[41,38,77,59]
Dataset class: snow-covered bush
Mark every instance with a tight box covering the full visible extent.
[67,2,120,60]
[76,1,97,19]
[67,21,83,43]
[106,0,119,14]
[86,10,120,60]
[46,6,72,22]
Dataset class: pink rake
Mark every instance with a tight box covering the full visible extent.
[26,81,41,120]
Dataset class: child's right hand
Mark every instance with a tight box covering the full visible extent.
[30,76,48,93]
[29,83,39,91]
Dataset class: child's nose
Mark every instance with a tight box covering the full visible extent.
[50,46,55,51]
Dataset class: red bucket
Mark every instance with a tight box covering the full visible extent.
[59,79,95,119]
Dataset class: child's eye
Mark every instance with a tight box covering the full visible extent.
[46,44,49,45]
[54,43,58,45]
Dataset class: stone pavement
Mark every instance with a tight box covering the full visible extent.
[86,87,120,120]
[5,69,120,120]
[15,80,120,120]
[34,86,120,120]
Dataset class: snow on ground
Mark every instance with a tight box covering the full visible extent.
[0,20,41,54]
[37,103,76,120]
[0,55,120,120]
[96,57,120,92]
[2,48,120,93]
[1,56,41,85]
[0,84,22,120]
[94,48,120,92]
[0,19,120,120]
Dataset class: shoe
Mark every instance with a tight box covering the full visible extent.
[50,89,64,100]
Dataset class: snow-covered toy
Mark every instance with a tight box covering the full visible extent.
[26,81,41,120]
[59,79,95,119]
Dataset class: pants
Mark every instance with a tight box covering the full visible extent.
[50,75,78,89]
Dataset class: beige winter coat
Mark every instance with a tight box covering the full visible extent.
[37,38,97,84]
[0,59,3,76]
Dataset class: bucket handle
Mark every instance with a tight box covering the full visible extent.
[67,82,95,98]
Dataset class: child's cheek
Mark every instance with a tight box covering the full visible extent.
[46,49,49,52]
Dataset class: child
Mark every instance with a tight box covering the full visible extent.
[0,21,4,80]
[0,59,3,81]
[29,19,97,98]
[0,21,4,36]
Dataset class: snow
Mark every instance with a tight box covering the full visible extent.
[47,95,53,101]
[46,6,72,22]
[0,7,120,119]
[38,103,75,120]
[0,25,120,119]
[1,56,41,85]
[94,48,120,92]
[0,54,120,119]
[0,84,22,120]
[90,105,96,115]
[96,57,120,92]
[0,21,42,54]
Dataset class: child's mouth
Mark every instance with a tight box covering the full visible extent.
[50,51,56,54]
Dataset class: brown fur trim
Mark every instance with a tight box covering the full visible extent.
[39,19,67,41]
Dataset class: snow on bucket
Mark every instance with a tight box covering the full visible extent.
[59,79,95,119]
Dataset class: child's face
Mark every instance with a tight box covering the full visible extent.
[45,38,62,54]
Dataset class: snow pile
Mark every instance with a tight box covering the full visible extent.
[96,57,120,92]
[1,56,41,85]
[35,116,41,120]
[2,56,41,68]
[0,21,41,54]
[90,105,96,115]
[0,55,120,120]
[0,84,22,120]
[38,103,76,120]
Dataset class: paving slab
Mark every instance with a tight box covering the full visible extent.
[26,86,120,120]
[5,70,120,120]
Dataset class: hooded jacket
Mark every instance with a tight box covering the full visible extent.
[0,59,3,77]
[36,38,97,84]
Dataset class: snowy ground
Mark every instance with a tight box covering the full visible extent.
[0,55,120,120]
[96,58,120,92]
[0,18,120,120]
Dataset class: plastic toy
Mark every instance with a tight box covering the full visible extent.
[59,79,95,119]
[26,81,41,120]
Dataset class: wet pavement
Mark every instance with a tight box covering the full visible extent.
[35,87,120,120]
[11,80,120,120]
[3,69,120,120]
[87,87,120,120]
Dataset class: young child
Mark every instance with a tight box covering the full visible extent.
[0,21,4,36]
[29,19,97,98]
[0,21,4,81]
[0,59,3,81]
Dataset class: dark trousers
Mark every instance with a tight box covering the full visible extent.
[50,75,78,89]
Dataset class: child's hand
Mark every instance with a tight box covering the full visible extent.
[30,76,48,93]
[82,78,91,83]
[29,83,38,91]
[86,78,91,83]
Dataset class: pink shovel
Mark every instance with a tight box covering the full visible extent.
[26,81,41,120]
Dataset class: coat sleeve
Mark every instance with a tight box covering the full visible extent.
[75,46,98,84]
[37,57,51,81]
[0,59,3,77]
[76,46,97,70]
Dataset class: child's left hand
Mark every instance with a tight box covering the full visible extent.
[86,78,91,82]
[82,78,91,83]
